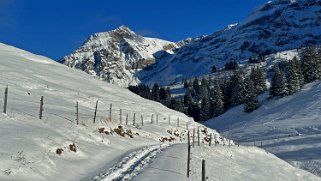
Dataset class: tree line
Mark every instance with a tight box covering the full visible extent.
[270,47,321,97]
[128,46,321,122]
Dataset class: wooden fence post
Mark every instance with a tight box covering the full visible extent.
[93,100,98,124]
[133,113,136,125]
[177,117,180,127]
[156,114,158,124]
[76,101,79,125]
[192,129,195,148]
[39,96,44,120]
[120,109,122,124]
[109,104,112,121]
[198,128,200,146]
[187,131,191,178]
[202,160,206,181]
[209,133,212,147]
[141,115,144,126]
[214,134,217,146]
[126,113,128,125]
[151,114,154,124]
[3,86,8,114]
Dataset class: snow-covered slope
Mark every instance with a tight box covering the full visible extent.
[60,26,175,87]
[0,43,319,180]
[139,0,321,86]
[0,42,194,180]
[205,80,321,177]
[133,144,319,181]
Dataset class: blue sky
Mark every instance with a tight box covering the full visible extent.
[0,0,268,60]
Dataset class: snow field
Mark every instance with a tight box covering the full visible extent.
[0,43,319,181]
[0,43,204,180]
[206,79,321,177]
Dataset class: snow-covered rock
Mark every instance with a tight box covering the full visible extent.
[60,26,176,87]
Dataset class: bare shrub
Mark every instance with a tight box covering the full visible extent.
[69,143,77,152]
[56,148,63,155]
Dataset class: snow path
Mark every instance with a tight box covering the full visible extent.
[92,144,170,181]
[134,144,321,181]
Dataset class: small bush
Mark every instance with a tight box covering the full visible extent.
[56,148,64,155]
[69,143,77,152]
[114,126,125,137]
[98,128,105,133]
[159,136,176,143]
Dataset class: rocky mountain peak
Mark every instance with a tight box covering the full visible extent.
[61,26,174,87]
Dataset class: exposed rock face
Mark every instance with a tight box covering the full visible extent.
[61,26,175,87]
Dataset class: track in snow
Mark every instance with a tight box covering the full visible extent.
[92,144,170,181]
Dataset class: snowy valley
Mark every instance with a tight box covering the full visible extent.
[0,43,318,180]
[2,0,321,180]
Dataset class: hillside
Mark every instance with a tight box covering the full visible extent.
[139,0,321,86]
[0,43,319,180]
[205,79,321,177]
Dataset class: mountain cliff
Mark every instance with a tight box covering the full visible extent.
[60,26,175,87]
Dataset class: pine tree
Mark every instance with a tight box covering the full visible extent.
[230,70,245,106]
[301,47,319,83]
[293,56,304,87]
[187,104,200,122]
[220,78,233,109]
[159,87,166,100]
[270,65,288,97]
[169,98,184,112]
[199,78,209,101]
[200,98,212,121]
[193,78,200,96]
[151,83,160,101]
[211,65,217,73]
[258,54,266,62]
[165,87,171,100]
[286,57,304,95]
[210,81,225,117]
[184,89,193,107]
[243,78,260,112]
[250,66,267,94]
[183,79,189,88]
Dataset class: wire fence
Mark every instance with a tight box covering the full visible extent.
[0,84,193,130]
[0,84,247,180]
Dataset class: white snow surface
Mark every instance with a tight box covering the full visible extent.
[206,80,321,177]
[133,144,319,181]
[0,43,319,180]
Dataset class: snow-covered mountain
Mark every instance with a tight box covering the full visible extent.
[60,26,175,87]
[139,0,321,86]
